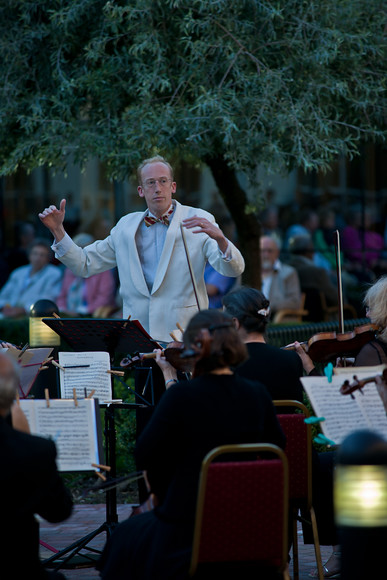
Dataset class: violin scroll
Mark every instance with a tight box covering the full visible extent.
[340,368,387,397]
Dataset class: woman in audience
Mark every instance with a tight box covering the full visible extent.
[97,309,285,579]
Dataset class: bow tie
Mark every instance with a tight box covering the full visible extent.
[144,207,174,227]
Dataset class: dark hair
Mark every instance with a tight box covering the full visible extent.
[27,237,52,254]
[222,286,270,334]
[183,309,247,374]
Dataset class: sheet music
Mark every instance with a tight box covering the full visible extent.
[58,351,112,401]
[4,346,53,398]
[19,398,102,471]
[301,368,387,445]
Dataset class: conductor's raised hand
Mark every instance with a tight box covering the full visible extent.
[182,216,228,253]
[38,199,67,241]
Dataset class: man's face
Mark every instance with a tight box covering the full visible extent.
[260,237,279,271]
[138,161,176,217]
[29,245,50,271]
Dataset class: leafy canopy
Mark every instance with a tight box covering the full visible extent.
[0,0,386,180]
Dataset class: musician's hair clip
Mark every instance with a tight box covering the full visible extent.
[257,307,270,317]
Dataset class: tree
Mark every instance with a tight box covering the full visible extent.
[0,0,386,286]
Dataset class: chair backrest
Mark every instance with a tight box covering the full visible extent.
[273,400,313,505]
[272,292,308,324]
[189,443,289,576]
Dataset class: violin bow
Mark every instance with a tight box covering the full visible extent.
[180,224,201,311]
[334,230,345,335]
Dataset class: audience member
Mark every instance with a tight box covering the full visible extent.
[5,220,36,272]
[284,209,331,270]
[258,205,283,248]
[57,233,117,316]
[286,234,338,321]
[260,235,302,316]
[0,239,62,318]
[97,309,285,579]
[283,208,319,249]
[313,207,341,270]
[0,351,73,579]
[341,205,386,280]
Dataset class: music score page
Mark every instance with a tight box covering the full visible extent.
[301,365,387,445]
[58,351,112,401]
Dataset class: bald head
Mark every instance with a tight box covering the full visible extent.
[260,236,280,272]
[0,353,19,416]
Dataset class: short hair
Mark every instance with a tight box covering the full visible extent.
[222,286,270,334]
[137,155,174,184]
[183,309,247,375]
[364,276,387,343]
[288,234,314,255]
[0,354,19,413]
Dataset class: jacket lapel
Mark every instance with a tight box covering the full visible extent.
[128,210,151,297]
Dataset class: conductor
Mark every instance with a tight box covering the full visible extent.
[39,155,244,343]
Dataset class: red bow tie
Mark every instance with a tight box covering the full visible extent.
[144,207,174,227]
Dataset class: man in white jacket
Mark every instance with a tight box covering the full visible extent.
[39,155,244,343]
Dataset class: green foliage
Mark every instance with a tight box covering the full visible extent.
[0,0,385,180]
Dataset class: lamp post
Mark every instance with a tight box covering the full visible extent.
[29,299,61,348]
[334,430,387,579]
[29,299,61,398]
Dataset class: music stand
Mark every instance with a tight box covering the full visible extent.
[41,318,160,570]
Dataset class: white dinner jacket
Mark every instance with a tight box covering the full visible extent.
[54,201,244,342]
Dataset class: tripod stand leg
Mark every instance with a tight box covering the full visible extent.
[43,520,117,571]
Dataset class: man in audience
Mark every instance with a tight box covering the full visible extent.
[286,234,338,321]
[0,238,62,318]
[260,235,302,317]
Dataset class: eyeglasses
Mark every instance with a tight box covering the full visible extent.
[142,178,172,189]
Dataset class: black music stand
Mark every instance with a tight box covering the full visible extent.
[41,318,160,570]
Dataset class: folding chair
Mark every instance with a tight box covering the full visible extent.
[189,443,290,579]
[273,400,324,580]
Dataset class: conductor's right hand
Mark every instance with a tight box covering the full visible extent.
[38,198,66,241]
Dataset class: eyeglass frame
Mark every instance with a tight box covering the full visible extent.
[141,177,173,190]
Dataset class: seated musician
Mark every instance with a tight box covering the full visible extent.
[222,286,340,579]
[0,352,73,579]
[97,309,285,579]
[222,285,305,402]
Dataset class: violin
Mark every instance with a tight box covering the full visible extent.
[340,368,387,397]
[120,341,195,373]
[283,323,379,363]
[119,329,215,375]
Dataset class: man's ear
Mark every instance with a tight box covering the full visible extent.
[232,317,240,330]
[138,185,144,198]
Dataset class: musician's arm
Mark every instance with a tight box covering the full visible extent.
[375,375,387,414]
[154,349,178,387]
[294,341,316,374]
